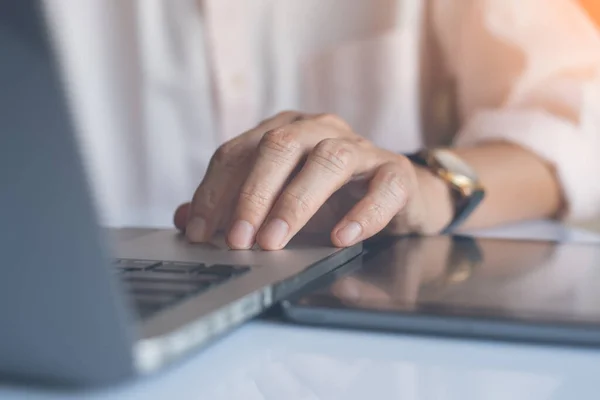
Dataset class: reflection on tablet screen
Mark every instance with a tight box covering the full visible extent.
[299,236,600,324]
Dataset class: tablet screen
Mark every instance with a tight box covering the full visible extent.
[293,236,600,325]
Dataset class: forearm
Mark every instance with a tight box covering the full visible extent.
[417,142,563,232]
[428,0,600,231]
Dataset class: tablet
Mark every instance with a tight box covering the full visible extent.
[281,235,600,346]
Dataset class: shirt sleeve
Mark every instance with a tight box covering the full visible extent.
[432,0,600,221]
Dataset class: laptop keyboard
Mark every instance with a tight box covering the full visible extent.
[113,259,251,319]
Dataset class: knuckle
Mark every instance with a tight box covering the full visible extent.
[192,186,219,211]
[354,135,371,148]
[275,110,299,120]
[314,113,349,129]
[365,201,388,225]
[379,164,409,203]
[258,111,296,126]
[397,155,414,172]
[238,185,273,212]
[281,189,315,215]
[211,140,246,170]
[311,139,354,175]
[260,127,302,161]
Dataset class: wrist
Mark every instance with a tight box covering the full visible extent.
[414,165,454,234]
[403,149,486,235]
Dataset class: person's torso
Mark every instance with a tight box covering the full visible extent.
[45,0,454,226]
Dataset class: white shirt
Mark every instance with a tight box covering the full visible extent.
[43,0,600,227]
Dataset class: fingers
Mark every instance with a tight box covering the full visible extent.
[331,276,391,305]
[226,125,307,248]
[227,121,342,249]
[185,139,254,242]
[255,138,364,250]
[186,110,415,250]
[330,240,427,309]
[173,202,191,231]
[331,160,413,247]
[186,111,303,243]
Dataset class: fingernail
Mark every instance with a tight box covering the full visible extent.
[336,222,363,246]
[260,218,289,249]
[186,217,208,242]
[228,220,255,249]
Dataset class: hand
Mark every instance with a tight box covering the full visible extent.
[174,111,453,250]
[330,236,452,309]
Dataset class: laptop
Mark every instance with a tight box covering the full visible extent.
[0,0,361,386]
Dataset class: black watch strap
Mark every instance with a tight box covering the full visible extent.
[406,153,427,168]
[405,151,484,234]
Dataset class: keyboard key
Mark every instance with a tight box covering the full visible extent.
[126,280,207,294]
[123,271,221,284]
[115,259,161,271]
[150,262,205,274]
[116,258,252,320]
[133,292,178,306]
[199,264,251,277]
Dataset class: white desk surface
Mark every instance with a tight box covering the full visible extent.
[3,221,600,400]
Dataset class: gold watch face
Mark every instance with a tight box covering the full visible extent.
[432,149,479,182]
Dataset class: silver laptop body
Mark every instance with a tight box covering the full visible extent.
[0,0,361,386]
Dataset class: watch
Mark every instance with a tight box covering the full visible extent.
[406,149,485,234]
[424,235,483,290]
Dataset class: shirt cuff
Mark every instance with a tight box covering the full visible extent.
[454,109,600,221]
